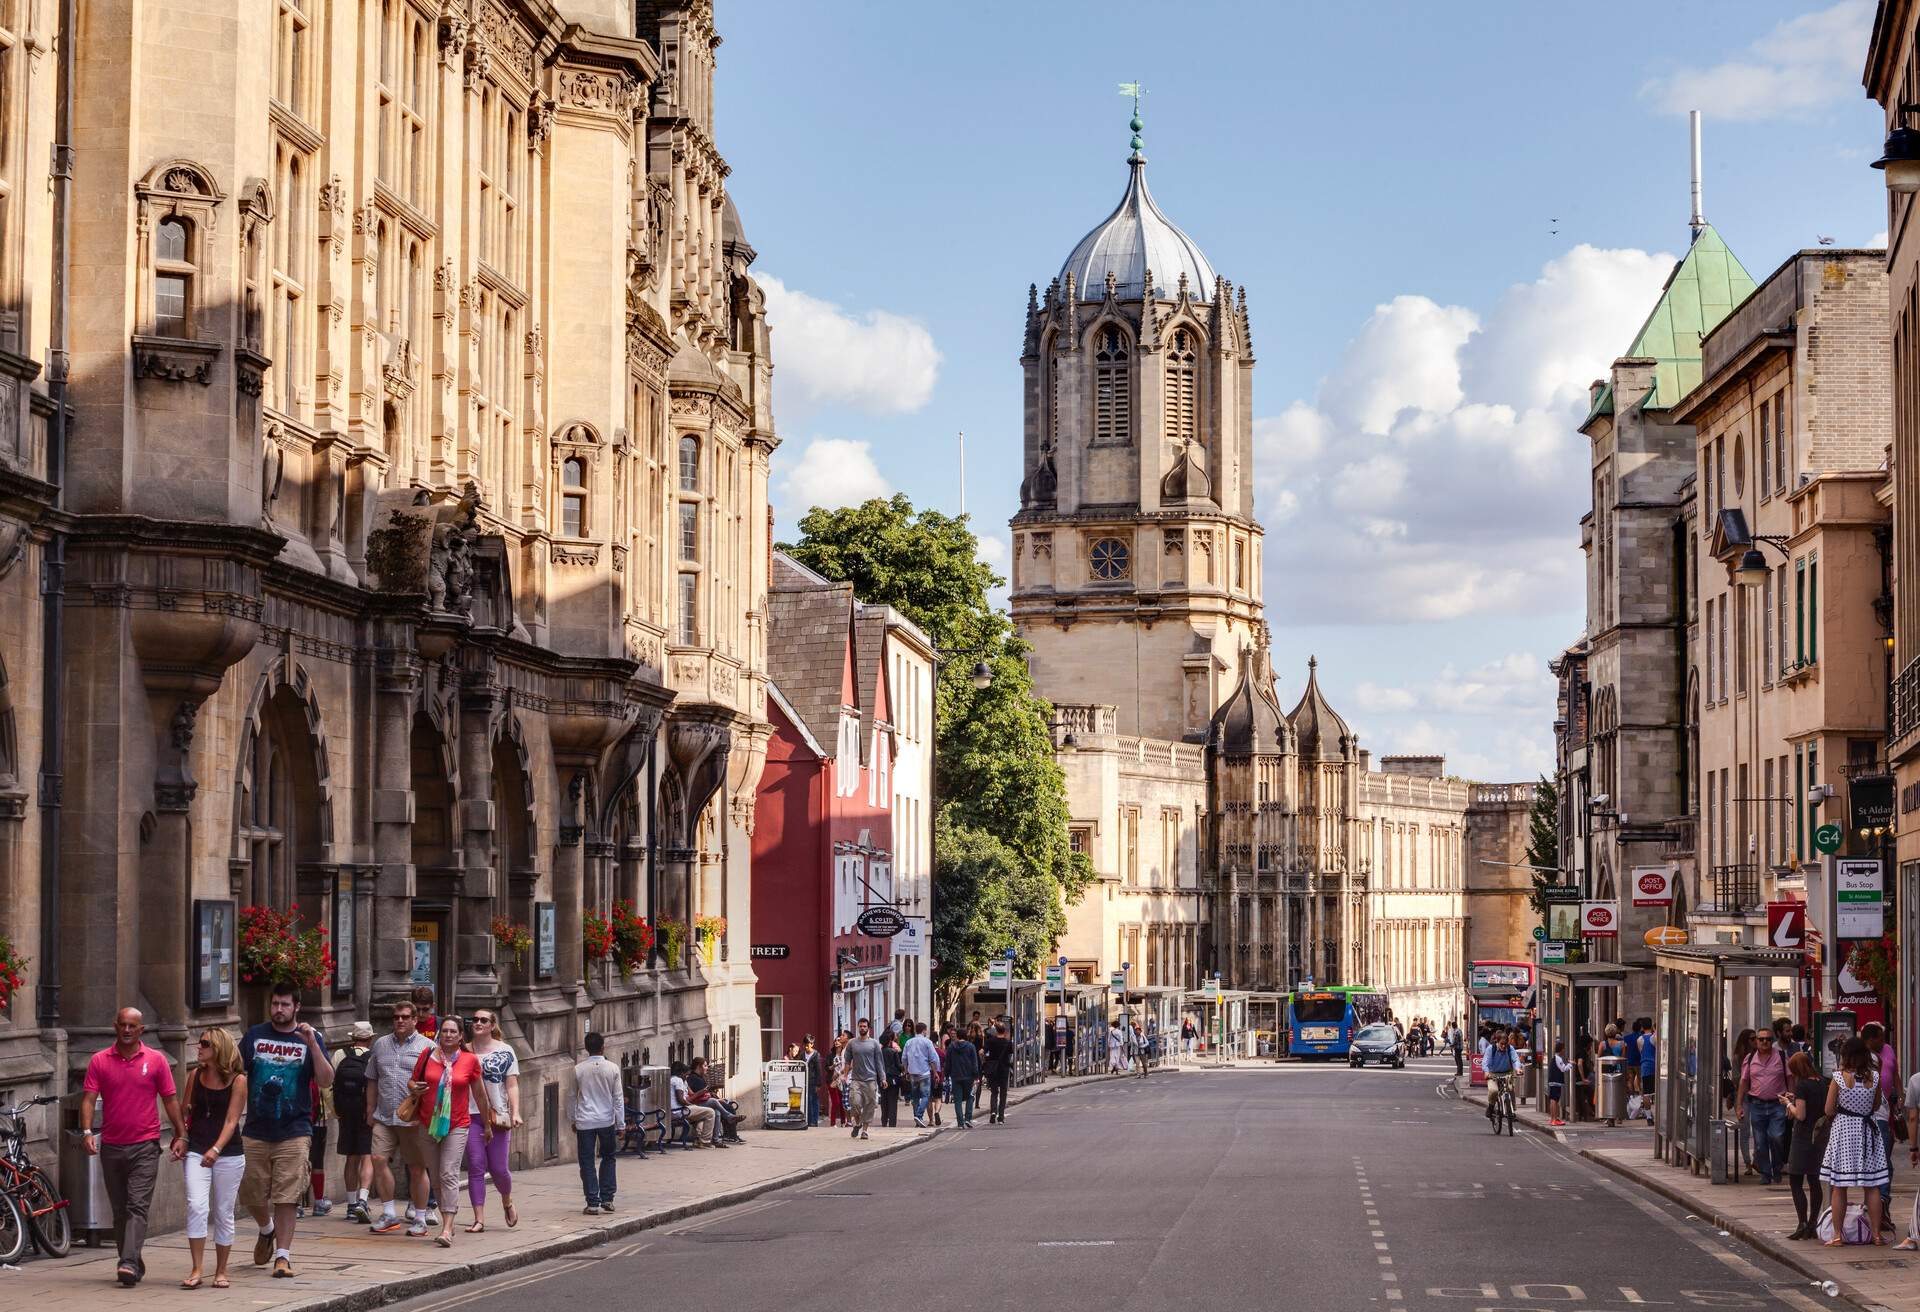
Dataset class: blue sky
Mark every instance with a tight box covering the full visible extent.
[717,1,1888,781]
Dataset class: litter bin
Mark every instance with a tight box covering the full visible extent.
[1708,1117,1734,1185]
[1598,1055,1627,1121]
[60,1127,114,1244]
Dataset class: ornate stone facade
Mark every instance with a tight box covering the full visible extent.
[0,0,775,1212]
[1013,124,1529,1013]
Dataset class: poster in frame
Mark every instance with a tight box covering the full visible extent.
[536,902,556,980]
[332,873,354,999]
[194,899,236,1010]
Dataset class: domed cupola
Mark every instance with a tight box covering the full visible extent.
[1210,640,1290,756]
[1058,106,1216,302]
[1288,657,1353,761]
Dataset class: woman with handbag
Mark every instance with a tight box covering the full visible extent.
[463,1010,520,1232]
[411,1017,483,1249]
[1784,1050,1831,1240]
[1821,1037,1889,1245]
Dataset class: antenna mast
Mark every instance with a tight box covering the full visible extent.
[958,431,966,517]
[1689,110,1705,242]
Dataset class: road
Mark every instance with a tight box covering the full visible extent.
[392,1057,1828,1312]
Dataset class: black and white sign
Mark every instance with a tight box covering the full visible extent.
[855,906,907,938]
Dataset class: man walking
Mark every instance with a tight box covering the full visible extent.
[329,1021,376,1223]
[901,1022,941,1127]
[366,1000,433,1235]
[843,1018,886,1140]
[571,1031,623,1214]
[982,1020,1014,1124]
[240,982,335,1279]
[944,1028,981,1128]
[1450,1021,1465,1078]
[79,1008,185,1286]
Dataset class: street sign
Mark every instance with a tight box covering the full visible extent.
[1838,903,1886,937]
[987,958,1011,990]
[855,906,907,937]
[1541,940,1568,964]
[1836,859,1884,901]
[1203,976,1221,1000]
[1814,822,1843,855]
[1580,900,1619,938]
[1109,970,1127,992]
[749,944,789,959]
[1531,926,1547,941]
[893,917,926,956]
[1766,901,1807,950]
[1045,964,1063,990]
[1643,925,1691,948]
[1631,866,1676,908]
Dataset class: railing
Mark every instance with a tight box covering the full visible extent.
[1470,782,1538,806]
[1053,704,1117,737]
[1893,654,1920,749]
[1709,863,1761,915]
[1661,816,1696,860]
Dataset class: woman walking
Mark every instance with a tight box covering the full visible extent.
[412,1017,483,1249]
[180,1028,246,1290]
[878,1031,902,1129]
[463,1010,520,1232]
[1784,1050,1831,1241]
[800,1036,821,1127]
[1546,1040,1570,1127]
[1821,1037,1889,1245]
[827,1032,850,1128]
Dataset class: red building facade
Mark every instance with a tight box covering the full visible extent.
[751,555,897,1060]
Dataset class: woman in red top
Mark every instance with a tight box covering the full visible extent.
[411,1017,481,1248]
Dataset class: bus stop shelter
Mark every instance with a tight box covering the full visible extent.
[1247,992,1288,1059]
[1066,983,1110,1074]
[1538,962,1628,1119]
[1653,944,1804,1174]
[1184,989,1254,1061]
[964,979,1048,1085]
[1114,986,1182,1067]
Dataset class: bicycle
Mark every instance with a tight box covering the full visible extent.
[1486,1075,1517,1136]
[0,1095,73,1259]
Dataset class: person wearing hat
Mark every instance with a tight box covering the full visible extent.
[330,1022,377,1224]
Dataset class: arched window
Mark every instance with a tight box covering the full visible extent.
[1166,329,1197,445]
[561,457,586,537]
[1093,326,1129,445]
[155,217,194,337]
[678,436,700,492]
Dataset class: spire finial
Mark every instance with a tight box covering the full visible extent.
[1118,81,1147,162]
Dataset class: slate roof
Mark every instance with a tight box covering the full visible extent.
[767,550,855,749]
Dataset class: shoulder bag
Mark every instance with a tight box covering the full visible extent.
[394,1048,430,1124]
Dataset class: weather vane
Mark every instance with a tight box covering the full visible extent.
[1118,82,1146,158]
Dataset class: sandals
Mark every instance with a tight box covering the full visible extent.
[434,1234,453,1249]
[1895,1238,1919,1251]
[180,1275,203,1290]
[465,1220,486,1233]
[504,1200,518,1228]
[1825,1237,1847,1247]
[212,1276,230,1289]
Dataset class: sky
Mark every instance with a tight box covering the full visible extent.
[714,1,1890,783]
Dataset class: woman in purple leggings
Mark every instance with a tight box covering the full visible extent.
[463,1010,520,1230]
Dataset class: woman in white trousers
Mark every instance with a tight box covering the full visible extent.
[180,1027,247,1289]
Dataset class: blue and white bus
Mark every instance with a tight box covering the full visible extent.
[1287,987,1390,1059]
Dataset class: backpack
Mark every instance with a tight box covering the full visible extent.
[333,1046,371,1112]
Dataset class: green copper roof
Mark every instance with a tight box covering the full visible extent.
[1622,224,1756,407]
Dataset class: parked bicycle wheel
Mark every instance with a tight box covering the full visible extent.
[19,1166,70,1257]
[0,1183,28,1265]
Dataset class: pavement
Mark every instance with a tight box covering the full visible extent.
[0,1071,1128,1312]
[380,1055,1825,1312]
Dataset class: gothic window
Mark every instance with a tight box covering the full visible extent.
[677,500,698,561]
[154,217,195,338]
[269,144,308,413]
[238,731,289,909]
[376,0,431,208]
[1093,326,1129,445]
[679,436,700,491]
[1090,536,1130,581]
[1166,328,1197,445]
[677,571,699,644]
[1233,540,1245,591]
[273,0,312,121]
[560,457,586,536]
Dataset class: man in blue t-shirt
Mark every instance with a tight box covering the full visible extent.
[1484,1032,1517,1124]
[239,982,334,1280]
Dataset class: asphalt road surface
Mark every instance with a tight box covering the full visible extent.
[391,1056,1831,1312]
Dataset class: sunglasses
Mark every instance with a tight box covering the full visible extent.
[196,1039,212,1048]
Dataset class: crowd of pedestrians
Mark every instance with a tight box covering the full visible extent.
[785,1013,1022,1135]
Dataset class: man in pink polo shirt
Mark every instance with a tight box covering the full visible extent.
[79,1008,186,1287]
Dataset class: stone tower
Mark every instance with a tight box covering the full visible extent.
[1010,107,1262,742]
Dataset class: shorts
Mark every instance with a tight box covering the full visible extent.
[1547,1084,1565,1102]
[240,1135,311,1210]
[336,1114,372,1158]
[370,1120,430,1171]
[1640,1071,1656,1095]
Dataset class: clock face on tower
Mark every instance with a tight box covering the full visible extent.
[1090,536,1131,581]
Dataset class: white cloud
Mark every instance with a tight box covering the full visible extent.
[758,275,941,416]
[1870,230,1890,249]
[1639,1,1873,122]
[1343,654,1558,780]
[777,437,891,513]
[1256,244,1674,624]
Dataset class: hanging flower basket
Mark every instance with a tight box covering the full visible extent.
[1851,933,1898,1000]
[0,930,27,1012]
[237,905,335,993]
[584,911,615,964]
[694,914,727,965]
[658,918,688,969]
[608,902,655,977]
[490,916,533,967]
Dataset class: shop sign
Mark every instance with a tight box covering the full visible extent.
[1579,900,1619,938]
[1630,866,1675,908]
[1642,925,1690,947]
[1850,774,1896,832]
[1765,902,1805,950]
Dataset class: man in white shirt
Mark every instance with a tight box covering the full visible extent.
[570,1032,624,1216]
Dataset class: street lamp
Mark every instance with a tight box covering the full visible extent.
[1873,120,1920,195]
[1735,546,1771,587]
[970,660,993,690]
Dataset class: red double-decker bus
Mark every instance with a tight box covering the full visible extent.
[1466,960,1535,1086]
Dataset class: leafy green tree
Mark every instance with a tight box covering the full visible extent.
[782,496,1091,1003]
[1525,774,1561,916]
